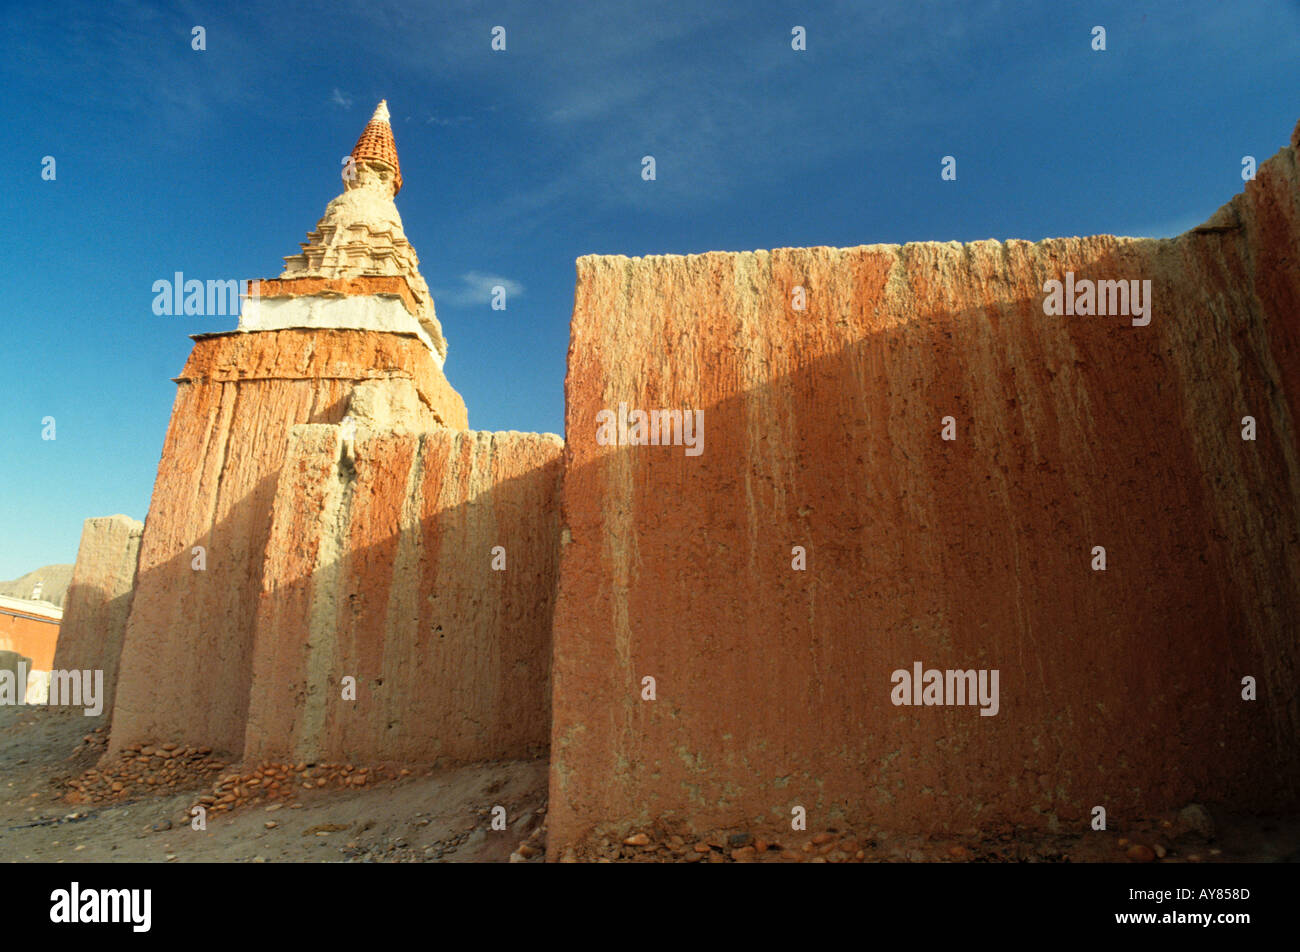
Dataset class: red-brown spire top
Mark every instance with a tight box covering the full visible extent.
[350,100,402,196]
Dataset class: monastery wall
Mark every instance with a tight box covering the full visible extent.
[243,425,563,763]
[52,515,143,718]
[109,328,466,757]
[546,125,1300,852]
[87,101,1300,857]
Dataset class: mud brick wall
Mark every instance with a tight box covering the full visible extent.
[52,515,143,718]
[547,124,1300,853]
[110,329,467,756]
[243,425,563,763]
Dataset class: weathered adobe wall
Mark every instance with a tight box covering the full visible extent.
[243,425,563,763]
[52,515,144,717]
[548,122,1300,852]
[110,328,467,757]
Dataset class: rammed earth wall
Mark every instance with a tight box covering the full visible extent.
[546,123,1300,854]
[109,328,467,757]
[52,515,143,718]
[94,119,1300,853]
[243,425,563,763]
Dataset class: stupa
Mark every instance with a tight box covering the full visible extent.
[238,101,449,364]
[108,102,472,757]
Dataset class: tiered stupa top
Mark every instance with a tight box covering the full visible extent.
[275,101,446,362]
[349,99,402,196]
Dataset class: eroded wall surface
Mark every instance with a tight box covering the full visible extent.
[244,425,564,763]
[52,515,143,717]
[110,328,467,756]
[547,124,1300,851]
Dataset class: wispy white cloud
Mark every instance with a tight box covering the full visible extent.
[330,88,353,109]
[436,271,525,307]
[339,0,1053,232]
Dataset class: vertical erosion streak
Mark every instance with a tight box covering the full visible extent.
[603,258,639,795]
[381,432,426,757]
[465,432,498,750]
[1168,225,1300,756]
[190,379,239,746]
[735,251,802,731]
[298,426,354,762]
[1234,171,1300,754]
[431,431,476,754]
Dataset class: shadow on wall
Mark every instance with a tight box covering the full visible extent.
[546,230,1300,849]
[100,233,1300,842]
[61,589,133,716]
[53,522,143,720]
[0,649,34,695]
[107,328,469,759]
[244,426,563,765]
[100,128,1300,846]
[107,424,563,768]
[107,374,384,759]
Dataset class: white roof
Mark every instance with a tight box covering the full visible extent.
[0,593,63,621]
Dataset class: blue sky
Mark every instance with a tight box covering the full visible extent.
[2,0,1297,578]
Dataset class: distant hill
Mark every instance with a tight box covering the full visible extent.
[0,564,74,607]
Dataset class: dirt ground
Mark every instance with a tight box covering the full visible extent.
[4,702,1298,864]
[1,704,545,863]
